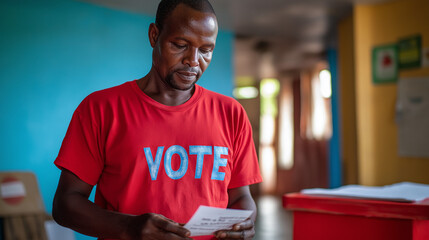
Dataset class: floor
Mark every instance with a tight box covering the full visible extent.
[254,195,293,240]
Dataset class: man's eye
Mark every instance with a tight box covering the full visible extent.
[173,43,186,49]
[200,49,211,54]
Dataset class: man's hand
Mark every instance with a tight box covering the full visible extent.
[214,218,255,239]
[124,213,191,240]
[214,185,257,239]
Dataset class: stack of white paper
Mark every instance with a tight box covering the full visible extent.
[44,220,76,240]
[301,182,429,202]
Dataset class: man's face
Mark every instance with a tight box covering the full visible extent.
[151,4,218,91]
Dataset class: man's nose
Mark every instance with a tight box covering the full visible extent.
[183,48,199,67]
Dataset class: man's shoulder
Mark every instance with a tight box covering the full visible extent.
[199,86,240,106]
[83,81,133,103]
[75,81,135,114]
[198,86,248,119]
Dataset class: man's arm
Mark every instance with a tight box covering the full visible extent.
[52,169,191,240]
[215,185,257,239]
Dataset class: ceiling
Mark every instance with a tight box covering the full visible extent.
[83,0,389,76]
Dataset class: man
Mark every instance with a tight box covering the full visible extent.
[52,0,262,239]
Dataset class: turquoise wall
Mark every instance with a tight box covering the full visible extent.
[0,0,234,239]
[327,48,342,188]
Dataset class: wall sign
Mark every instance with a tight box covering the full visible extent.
[398,35,422,69]
[372,44,398,84]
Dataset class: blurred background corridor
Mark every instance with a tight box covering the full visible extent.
[1,0,429,239]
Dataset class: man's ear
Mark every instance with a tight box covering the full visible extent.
[148,23,159,48]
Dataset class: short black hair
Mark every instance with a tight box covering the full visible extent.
[155,0,216,31]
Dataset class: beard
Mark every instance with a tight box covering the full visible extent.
[165,69,200,91]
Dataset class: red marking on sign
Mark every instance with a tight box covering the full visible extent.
[382,54,392,67]
[1,177,25,205]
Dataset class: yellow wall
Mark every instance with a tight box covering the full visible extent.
[338,15,359,185]
[353,0,429,186]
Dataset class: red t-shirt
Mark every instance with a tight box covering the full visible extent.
[55,80,262,239]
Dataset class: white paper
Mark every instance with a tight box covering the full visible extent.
[301,182,429,202]
[44,220,76,240]
[396,77,429,157]
[184,206,253,236]
[0,181,26,198]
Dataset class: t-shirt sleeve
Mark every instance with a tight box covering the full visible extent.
[54,98,104,186]
[228,105,262,189]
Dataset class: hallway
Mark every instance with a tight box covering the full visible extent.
[254,195,293,240]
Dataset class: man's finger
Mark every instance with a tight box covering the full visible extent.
[216,231,240,239]
[232,219,254,231]
[152,214,191,237]
[215,230,241,239]
[216,228,255,239]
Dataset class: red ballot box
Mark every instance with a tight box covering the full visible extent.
[283,193,429,240]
